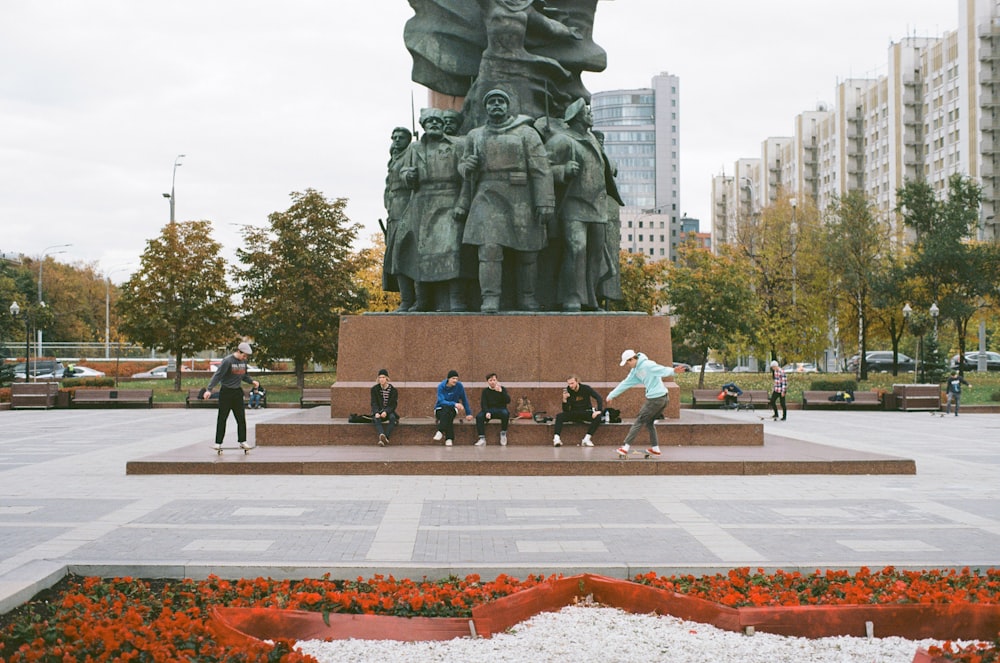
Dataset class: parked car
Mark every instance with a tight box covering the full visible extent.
[731,365,759,373]
[848,351,915,373]
[692,362,726,373]
[63,365,106,378]
[950,351,1000,371]
[782,362,819,373]
[12,360,64,380]
[132,365,170,379]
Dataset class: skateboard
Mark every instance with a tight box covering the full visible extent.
[930,412,946,417]
[616,449,655,460]
[212,445,252,455]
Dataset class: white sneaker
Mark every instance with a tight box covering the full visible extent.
[433,431,443,441]
[378,433,388,447]
[581,435,594,447]
[500,431,508,446]
[445,439,453,447]
[475,436,486,446]
[553,434,562,447]
[646,446,661,456]
[616,445,630,456]
[238,441,250,450]
[214,442,223,450]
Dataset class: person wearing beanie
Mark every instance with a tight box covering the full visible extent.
[205,341,259,450]
[433,369,472,446]
[475,372,512,446]
[370,368,399,446]
[606,349,675,457]
[768,360,788,421]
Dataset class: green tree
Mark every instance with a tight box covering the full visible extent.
[609,250,668,314]
[234,190,368,387]
[117,221,235,390]
[898,175,999,361]
[356,233,400,313]
[665,242,759,388]
[824,191,894,378]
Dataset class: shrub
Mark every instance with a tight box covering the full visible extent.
[809,379,858,392]
[62,377,115,388]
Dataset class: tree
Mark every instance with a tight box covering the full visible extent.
[736,194,829,364]
[117,221,235,390]
[355,233,401,313]
[898,175,999,362]
[609,250,668,314]
[234,190,368,387]
[823,191,894,378]
[665,242,759,388]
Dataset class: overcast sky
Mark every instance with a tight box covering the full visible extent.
[1,0,958,278]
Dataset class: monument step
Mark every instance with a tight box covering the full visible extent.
[255,414,764,448]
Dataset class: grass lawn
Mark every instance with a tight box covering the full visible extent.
[125,372,337,404]
[674,370,1000,405]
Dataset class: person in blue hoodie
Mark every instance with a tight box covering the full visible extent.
[605,349,675,457]
[433,369,473,446]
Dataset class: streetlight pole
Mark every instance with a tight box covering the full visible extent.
[930,302,939,337]
[37,243,72,358]
[104,265,133,359]
[162,154,186,223]
[9,301,29,382]
[789,197,797,306]
[902,303,914,384]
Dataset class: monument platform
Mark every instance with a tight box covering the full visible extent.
[125,408,916,477]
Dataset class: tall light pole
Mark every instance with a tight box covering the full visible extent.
[789,197,798,306]
[9,301,29,382]
[38,243,72,356]
[930,302,940,337]
[162,154,186,223]
[902,303,914,383]
[104,265,133,359]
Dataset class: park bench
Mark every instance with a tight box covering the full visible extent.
[691,388,768,409]
[801,390,881,410]
[73,389,153,408]
[892,384,942,411]
[10,382,59,409]
[185,388,264,408]
[300,388,332,408]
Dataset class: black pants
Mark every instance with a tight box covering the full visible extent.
[769,391,787,419]
[216,387,247,444]
[435,405,458,440]
[554,410,602,435]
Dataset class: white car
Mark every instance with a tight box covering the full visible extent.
[692,362,726,373]
[132,365,169,379]
[64,366,106,378]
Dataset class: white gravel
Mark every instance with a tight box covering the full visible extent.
[295,605,965,662]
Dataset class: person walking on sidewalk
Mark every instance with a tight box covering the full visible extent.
[606,349,675,457]
[204,342,259,450]
[475,372,511,446]
[944,370,971,416]
[371,368,399,446]
[434,369,473,446]
[553,375,603,447]
[768,360,787,421]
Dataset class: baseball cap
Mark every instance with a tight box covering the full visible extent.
[620,349,637,366]
[237,342,253,355]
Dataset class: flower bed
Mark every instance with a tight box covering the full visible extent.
[1,568,999,662]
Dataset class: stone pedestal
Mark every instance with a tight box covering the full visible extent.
[332,312,679,419]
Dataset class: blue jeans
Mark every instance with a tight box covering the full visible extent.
[475,408,509,435]
[374,411,398,438]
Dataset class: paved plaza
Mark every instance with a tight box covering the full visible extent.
[0,406,999,613]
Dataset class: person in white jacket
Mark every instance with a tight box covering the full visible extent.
[606,349,675,457]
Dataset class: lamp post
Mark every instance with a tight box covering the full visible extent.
[38,243,71,356]
[162,154,186,223]
[902,303,914,383]
[930,302,939,337]
[789,197,798,306]
[9,301,29,382]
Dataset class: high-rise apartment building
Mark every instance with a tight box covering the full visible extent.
[714,0,1000,248]
[592,72,681,259]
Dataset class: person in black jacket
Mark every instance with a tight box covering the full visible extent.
[370,368,399,446]
[553,375,603,447]
[475,372,512,446]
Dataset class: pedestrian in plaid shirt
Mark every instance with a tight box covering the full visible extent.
[769,360,787,421]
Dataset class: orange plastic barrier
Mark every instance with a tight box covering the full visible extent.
[210,574,1000,654]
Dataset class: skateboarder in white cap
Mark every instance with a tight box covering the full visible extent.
[606,349,675,457]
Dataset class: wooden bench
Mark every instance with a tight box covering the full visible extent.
[73,389,153,408]
[892,384,942,411]
[691,388,768,409]
[11,382,59,409]
[802,390,882,410]
[300,388,332,408]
